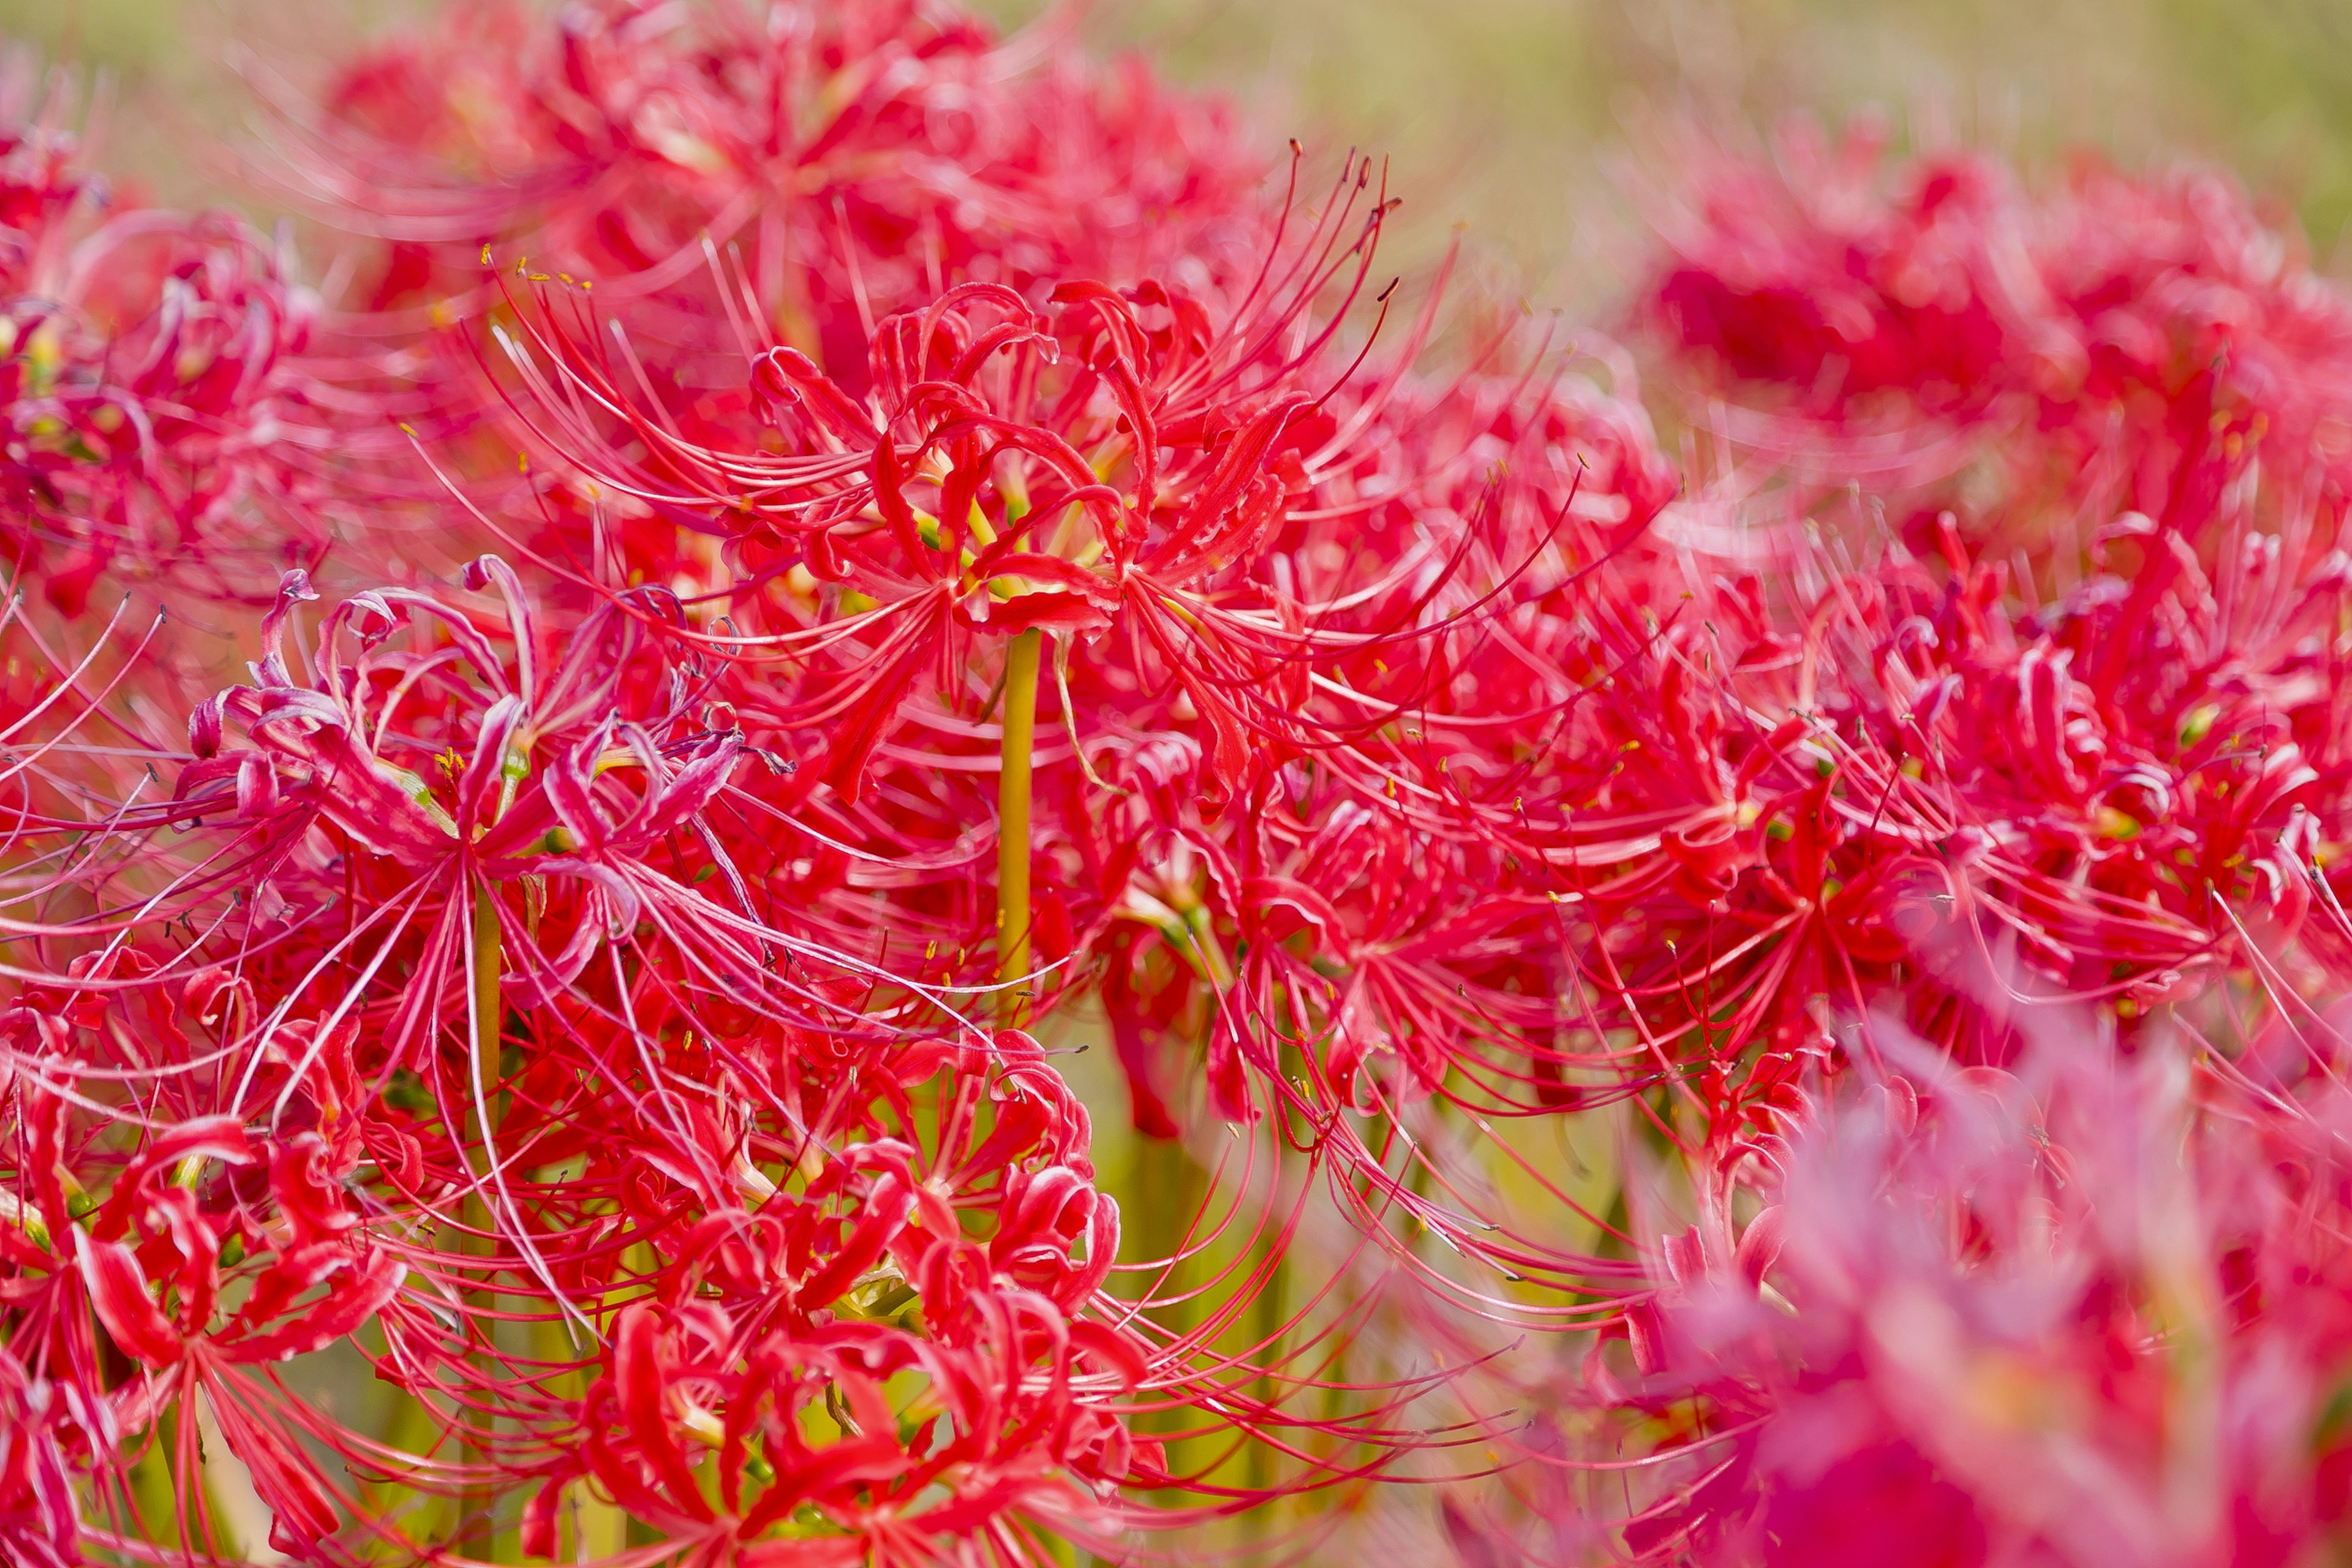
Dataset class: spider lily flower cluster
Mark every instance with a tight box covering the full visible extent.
[0,64,322,616]
[5,6,2352,1567]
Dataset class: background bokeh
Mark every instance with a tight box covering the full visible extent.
[18,0,2352,297]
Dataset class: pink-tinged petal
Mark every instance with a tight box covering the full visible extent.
[270,1132,359,1242]
[1735,1205,1785,1287]
[544,728,612,853]
[614,1306,713,1521]
[636,734,743,839]
[89,1115,255,1242]
[254,568,320,686]
[520,1471,570,1561]
[74,1232,182,1368]
[205,1387,341,1548]
[454,692,529,829]
[798,1176,913,1311]
[1151,394,1308,571]
[219,1249,404,1364]
[187,693,225,758]
[462,554,540,706]
[147,1189,221,1336]
[1067,1320,1146,1389]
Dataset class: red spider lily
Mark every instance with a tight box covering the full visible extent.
[0,959,1181,1561]
[1294,497,2345,1320]
[1127,132,2352,1327]
[1515,522,2297,1069]
[454,156,1594,1117]
[0,777,421,1558]
[1353,126,2352,1107]
[1639,120,2352,552]
[279,0,1264,401]
[255,0,1277,609]
[0,69,326,616]
[38,0,2352,1555]
[1462,1019,2352,1567]
[0,1343,78,1568]
[0,559,1372,1562]
[1398,138,2352,1178]
[1292,135,2352,1561]
[170,559,897,1080]
[0,561,846,1551]
[481,149,1411,796]
[386,153,1598,1507]
[503,1031,1164,1567]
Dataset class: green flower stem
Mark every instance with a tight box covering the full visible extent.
[465,879,514,1561]
[472,881,503,1117]
[998,630,1043,1027]
[369,1390,453,1556]
[126,1401,218,1555]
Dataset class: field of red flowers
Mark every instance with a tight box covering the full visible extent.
[6,2,2352,1564]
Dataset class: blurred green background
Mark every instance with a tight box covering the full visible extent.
[21,0,2352,302]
